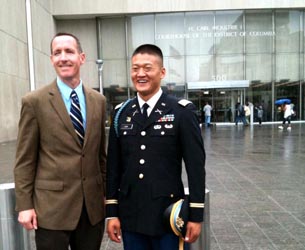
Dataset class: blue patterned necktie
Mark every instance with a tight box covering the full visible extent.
[70,90,85,145]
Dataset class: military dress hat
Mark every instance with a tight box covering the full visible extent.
[163,196,189,238]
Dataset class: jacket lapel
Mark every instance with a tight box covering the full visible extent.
[48,81,81,146]
[83,86,94,149]
[126,99,143,125]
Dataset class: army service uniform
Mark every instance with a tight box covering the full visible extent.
[106,93,206,236]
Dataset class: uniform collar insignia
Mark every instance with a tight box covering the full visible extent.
[155,109,163,115]
[132,110,139,116]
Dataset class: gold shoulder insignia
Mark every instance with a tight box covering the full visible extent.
[115,102,124,110]
[178,99,192,107]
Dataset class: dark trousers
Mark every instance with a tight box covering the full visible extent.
[35,205,104,250]
[282,115,291,125]
[122,231,190,250]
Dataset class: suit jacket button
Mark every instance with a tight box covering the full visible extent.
[139,159,145,165]
[140,145,146,150]
[141,131,146,136]
[139,173,144,179]
[170,194,174,198]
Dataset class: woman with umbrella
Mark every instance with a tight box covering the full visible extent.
[276,99,293,130]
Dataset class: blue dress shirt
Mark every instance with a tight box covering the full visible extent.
[56,77,87,130]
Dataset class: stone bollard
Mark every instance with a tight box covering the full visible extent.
[184,188,210,250]
[0,183,31,250]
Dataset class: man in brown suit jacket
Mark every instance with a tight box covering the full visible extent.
[14,33,107,250]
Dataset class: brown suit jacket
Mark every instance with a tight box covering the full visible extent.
[14,81,107,230]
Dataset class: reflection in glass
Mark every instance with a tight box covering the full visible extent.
[185,12,214,55]
[216,54,243,80]
[127,15,155,56]
[163,56,185,85]
[97,9,305,124]
[246,54,272,82]
[215,10,244,54]
[186,55,214,82]
[155,13,185,56]
[276,53,299,82]
[245,10,273,53]
[275,10,300,53]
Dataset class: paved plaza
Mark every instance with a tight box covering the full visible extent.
[1,123,305,250]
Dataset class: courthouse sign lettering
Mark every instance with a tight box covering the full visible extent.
[155,24,275,40]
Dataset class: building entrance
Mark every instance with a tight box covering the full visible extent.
[188,88,246,123]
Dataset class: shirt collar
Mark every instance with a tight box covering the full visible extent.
[137,88,163,109]
[56,77,83,101]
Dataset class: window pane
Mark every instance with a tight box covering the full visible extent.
[103,59,127,88]
[215,11,244,54]
[216,54,243,80]
[186,55,214,82]
[276,53,299,82]
[245,10,273,53]
[185,12,214,55]
[275,10,300,53]
[246,54,272,82]
[155,13,185,56]
[100,18,127,88]
[163,56,185,85]
[101,18,126,59]
[127,15,155,57]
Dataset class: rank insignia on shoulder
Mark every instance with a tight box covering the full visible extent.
[178,99,192,107]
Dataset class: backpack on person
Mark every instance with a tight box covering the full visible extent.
[257,109,263,118]
[238,104,244,116]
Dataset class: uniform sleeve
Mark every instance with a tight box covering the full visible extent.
[179,104,206,222]
[14,97,39,211]
[105,113,121,217]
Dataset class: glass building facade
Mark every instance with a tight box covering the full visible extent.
[98,9,305,123]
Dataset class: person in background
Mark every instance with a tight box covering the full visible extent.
[14,32,107,250]
[106,44,206,250]
[235,102,247,126]
[203,101,213,127]
[278,102,293,131]
[255,105,264,126]
[244,102,251,125]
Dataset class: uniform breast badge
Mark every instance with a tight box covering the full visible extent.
[157,114,175,122]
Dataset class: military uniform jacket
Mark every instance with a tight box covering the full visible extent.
[106,93,205,236]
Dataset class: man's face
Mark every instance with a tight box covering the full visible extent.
[50,35,85,85]
[131,53,165,101]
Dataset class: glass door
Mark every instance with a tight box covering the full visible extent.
[188,88,245,123]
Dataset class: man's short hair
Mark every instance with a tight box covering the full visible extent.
[50,32,83,54]
[132,44,163,66]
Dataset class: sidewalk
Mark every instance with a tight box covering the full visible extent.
[1,123,305,250]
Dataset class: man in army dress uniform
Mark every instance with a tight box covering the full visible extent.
[106,44,206,250]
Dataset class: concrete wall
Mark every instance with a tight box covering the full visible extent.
[0,0,29,142]
[31,0,56,89]
[0,0,55,142]
[52,0,305,18]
